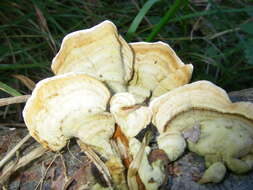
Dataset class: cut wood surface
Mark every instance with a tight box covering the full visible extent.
[0,88,252,190]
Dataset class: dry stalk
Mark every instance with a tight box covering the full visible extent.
[35,154,58,190]
[0,133,31,169]
[77,141,113,190]
[60,154,69,182]
[0,123,26,128]
[190,3,211,40]
[12,74,36,91]
[67,141,82,164]
[0,95,31,107]
[0,146,47,185]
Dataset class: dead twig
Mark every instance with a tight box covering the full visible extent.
[0,123,26,128]
[0,95,31,107]
[190,3,211,40]
[67,141,83,164]
[60,154,69,183]
[35,154,58,190]
[207,28,240,40]
[34,5,57,54]
[0,146,47,185]
[0,134,31,169]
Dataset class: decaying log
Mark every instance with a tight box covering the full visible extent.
[0,88,252,190]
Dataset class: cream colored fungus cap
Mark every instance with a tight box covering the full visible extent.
[110,92,152,138]
[51,20,133,93]
[150,80,253,133]
[128,41,193,103]
[23,73,115,152]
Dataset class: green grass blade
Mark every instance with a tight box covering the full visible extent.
[126,0,160,41]
[0,81,22,96]
[0,64,47,70]
[170,6,253,23]
[146,0,187,42]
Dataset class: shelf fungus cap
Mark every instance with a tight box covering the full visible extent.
[51,20,133,93]
[110,92,152,138]
[150,80,253,134]
[151,80,253,183]
[23,73,115,152]
[128,42,193,103]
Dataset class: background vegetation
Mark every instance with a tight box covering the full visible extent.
[1,0,253,98]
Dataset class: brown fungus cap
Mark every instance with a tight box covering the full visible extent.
[23,73,115,154]
[51,20,133,93]
[128,41,193,103]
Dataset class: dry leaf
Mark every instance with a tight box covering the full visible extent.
[50,168,65,190]
[20,171,39,186]
[148,149,169,164]
[63,163,94,190]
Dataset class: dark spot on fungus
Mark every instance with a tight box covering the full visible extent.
[225,125,232,129]
[148,178,155,183]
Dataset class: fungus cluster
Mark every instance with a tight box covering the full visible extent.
[150,81,253,183]
[23,20,253,189]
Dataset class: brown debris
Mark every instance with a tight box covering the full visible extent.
[50,168,66,190]
[63,163,94,190]
[168,163,182,177]
[148,149,169,164]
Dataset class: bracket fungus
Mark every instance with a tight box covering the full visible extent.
[128,42,193,103]
[110,93,167,190]
[51,20,133,93]
[23,73,127,189]
[23,19,253,189]
[110,92,152,138]
[150,80,253,183]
